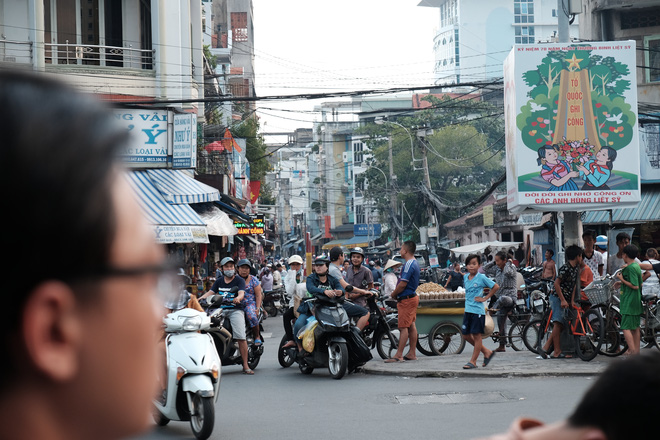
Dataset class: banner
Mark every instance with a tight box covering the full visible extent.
[504,41,641,213]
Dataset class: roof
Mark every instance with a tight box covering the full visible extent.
[582,185,660,224]
[444,194,498,228]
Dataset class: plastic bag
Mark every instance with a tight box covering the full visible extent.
[301,321,318,352]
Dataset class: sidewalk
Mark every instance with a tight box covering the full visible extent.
[362,348,614,378]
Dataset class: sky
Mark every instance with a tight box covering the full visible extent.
[251,0,439,143]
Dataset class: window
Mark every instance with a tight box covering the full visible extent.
[645,35,660,83]
[353,141,364,165]
[621,9,660,29]
[231,12,248,42]
[514,0,535,43]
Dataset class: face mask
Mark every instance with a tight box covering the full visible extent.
[223,270,235,278]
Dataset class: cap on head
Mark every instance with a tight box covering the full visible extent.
[288,255,303,265]
[220,256,235,267]
[237,258,251,268]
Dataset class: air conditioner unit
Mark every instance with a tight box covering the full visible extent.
[342,151,352,162]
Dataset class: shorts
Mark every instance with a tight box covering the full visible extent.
[223,308,247,340]
[549,294,567,325]
[397,295,419,328]
[461,312,485,335]
[620,314,640,330]
[343,301,368,319]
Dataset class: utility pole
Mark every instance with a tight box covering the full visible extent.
[418,129,437,262]
[388,136,398,245]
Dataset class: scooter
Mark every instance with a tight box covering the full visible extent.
[262,286,285,317]
[153,308,221,440]
[360,288,401,360]
[202,293,264,371]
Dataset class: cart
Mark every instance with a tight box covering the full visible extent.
[416,299,467,356]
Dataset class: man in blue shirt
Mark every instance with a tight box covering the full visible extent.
[385,241,421,362]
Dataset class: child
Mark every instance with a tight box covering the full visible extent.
[537,144,579,191]
[542,249,557,280]
[461,254,500,369]
[617,244,643,355]
[577,145,617,190]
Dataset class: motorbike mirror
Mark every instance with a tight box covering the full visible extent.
[229,286,239,293]
[209,294,222,304]
[345,285,354,292]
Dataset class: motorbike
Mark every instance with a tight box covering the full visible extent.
[201,290,264,371]
[360,288,401,360]
[279,290,370,379]
[262,286,285,317]
[153,308,221,440]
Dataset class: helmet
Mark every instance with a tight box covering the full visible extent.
[237,258,251,268]
[596,235,608,250]
[369,260,375,266]
[220,256,235,267]
[350,247,365,257]
[313,256,330,267]
[288,255,303,265]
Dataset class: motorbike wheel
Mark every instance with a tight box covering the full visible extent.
[299,363,314,375]
[266,305,278,317]
[376,330,400,360]
[416,334,436,356]
[278,334,295,368]
[189,393,215,440]
[328,342,348,380]
[429,322,465,355]
[247,345,261,371]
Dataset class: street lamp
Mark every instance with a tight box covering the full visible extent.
[369,165,388,190]
[374,117,424,170]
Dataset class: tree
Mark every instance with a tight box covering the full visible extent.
[230,115,271,182]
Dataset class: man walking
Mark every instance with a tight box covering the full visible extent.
[386,241,421,362]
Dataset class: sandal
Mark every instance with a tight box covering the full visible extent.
[242,368,255,375]
[384,357,405,363]
[463,362,478,369]
[482,351,496,367]
[551,353,572,359]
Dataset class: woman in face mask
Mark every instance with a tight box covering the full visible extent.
[237,259,263,346]
[382,259,403,300]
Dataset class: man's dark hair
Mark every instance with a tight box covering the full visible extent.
[582,229,597,240]
[616,232,631,244]
[495,251,507,261]
[568,351,660,439]
[402,240,416,254]
[565,245,583,261]
[546,249,554,257]
[329,246,343,262]
[622,244,639,260]
[1,71,127,387]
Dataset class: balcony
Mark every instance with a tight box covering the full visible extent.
[0,39,33,65]
[45,42,154,70]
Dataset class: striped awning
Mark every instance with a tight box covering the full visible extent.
[582,185,660,224]
[146,169,220,204]
[127,171,209,244]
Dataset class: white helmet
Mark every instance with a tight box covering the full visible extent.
[288,255,303,265]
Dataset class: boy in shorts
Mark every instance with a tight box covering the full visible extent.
[617,244,643,355]
[462,254,500,369]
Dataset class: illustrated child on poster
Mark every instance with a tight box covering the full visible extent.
[537,144,579,191]
[577,146,617,190]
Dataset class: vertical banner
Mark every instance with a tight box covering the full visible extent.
[505,41,640,213]
[249,181,261,204]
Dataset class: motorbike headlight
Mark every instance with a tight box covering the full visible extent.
[176,365,187,383]
[180,315,202,331]
[211,362,220,381]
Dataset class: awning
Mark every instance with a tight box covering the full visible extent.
[146,169,219,204]
[582,186,660,224]
[127,171,209,244]
[321,238,348,250]
[449,241,523,256]
[215,200,250,221]
[245,236,259,246]
[342,236,370,248]
[191,204,238,237]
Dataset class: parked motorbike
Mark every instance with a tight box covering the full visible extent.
[280,290,370,380]
[201,290,264,371]
[153,308,221,440]
[262,286,285,317]
[360,288,400,359]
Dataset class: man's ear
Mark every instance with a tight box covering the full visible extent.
[22,281,83,381]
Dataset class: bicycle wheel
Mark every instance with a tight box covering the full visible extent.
[574,309,604,362]
[522,318,551,354]
[595,306,626,357]
[508,320,526,352]
[416,334,435,356]
[429,322,465,355]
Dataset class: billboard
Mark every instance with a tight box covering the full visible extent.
[504,41,641,213]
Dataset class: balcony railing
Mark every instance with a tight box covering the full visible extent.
[45,42,154,70]
[0,39,33,64]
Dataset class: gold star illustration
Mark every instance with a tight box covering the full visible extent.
[566,53,583,71]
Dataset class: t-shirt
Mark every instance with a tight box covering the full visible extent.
[448,270,464,289]
[583,250,604,277]
[346,265,374,307]
[620,263,643,316]
[579,265,594,301]
[209,276,246,309]
[556,263,580,303]
[399,258,420,299]
[642,259,660,296]
[463,272,495,315]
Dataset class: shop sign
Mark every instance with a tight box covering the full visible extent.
[504,41,641,213]
[153,225,209,244]
[173,113,197,169]
[233,215,265,235]
[354,223,381,236]
[429,253,440,268]
[114,109,169,164]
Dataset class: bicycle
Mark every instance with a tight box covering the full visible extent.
[522,296,604,361]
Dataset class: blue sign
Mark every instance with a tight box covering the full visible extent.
[354,223,381,236]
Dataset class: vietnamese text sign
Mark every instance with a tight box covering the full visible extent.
[233,215,265,235]
[173,113,197,169]
[114,109,169,164]
[354,223,381,236]
[504,42,641,213]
